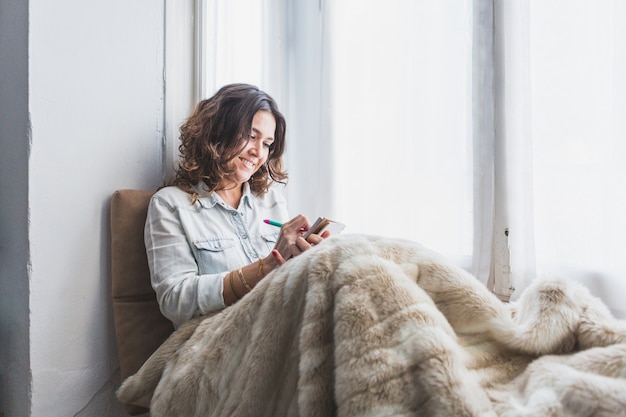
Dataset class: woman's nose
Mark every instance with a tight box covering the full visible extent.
[250,140,263,155]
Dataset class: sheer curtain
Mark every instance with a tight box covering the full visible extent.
[196,0,626,318]
[497,0,626,318]
[199,0,288,111]
[288,0,477,269]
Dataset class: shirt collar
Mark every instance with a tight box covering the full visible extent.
[241,183,254,208]
[194,182,254,209]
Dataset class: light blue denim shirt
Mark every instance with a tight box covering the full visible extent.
[145,181,288,327]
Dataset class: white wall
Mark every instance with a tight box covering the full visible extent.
[1,0,166,416]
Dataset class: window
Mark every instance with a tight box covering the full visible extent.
[189,0,626,318]
[325,1,474,264]
[198,0,287,106]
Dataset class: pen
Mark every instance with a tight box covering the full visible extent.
[263,219,283,227]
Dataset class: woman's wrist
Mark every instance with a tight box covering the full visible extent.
[245,257,272,287]
[261,254,279,276]
[224,256,280,306]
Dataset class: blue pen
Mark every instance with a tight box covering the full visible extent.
[263,219,283,227]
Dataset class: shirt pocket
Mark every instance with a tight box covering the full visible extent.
[193,238,236,274]
[258,232,279,253]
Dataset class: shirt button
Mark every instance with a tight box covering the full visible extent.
[242,235,248,239]
[231,212,237,216]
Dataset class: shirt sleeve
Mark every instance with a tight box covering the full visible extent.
[144,195,226,327]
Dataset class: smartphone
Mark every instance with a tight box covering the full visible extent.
[303,217,345,238]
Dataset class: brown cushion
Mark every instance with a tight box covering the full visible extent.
[110,189,174,415]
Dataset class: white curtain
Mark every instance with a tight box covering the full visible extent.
[496,0,626,318]
[288,0,477,270]
[198,0,626,318]
[199,0,288,107]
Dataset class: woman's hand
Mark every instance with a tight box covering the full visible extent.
[272,214,310,260]
[272,214,328,262]
[269,233,326,266]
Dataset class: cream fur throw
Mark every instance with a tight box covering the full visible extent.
[117,234,626,417]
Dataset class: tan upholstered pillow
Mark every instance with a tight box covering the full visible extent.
[110,189,174,415]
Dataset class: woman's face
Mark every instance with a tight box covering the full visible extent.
[228,110,276,186]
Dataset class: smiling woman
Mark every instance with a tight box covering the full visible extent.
[145,83,327,327]
[215,110,277,204]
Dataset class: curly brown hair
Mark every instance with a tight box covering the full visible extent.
[172,83,288,201]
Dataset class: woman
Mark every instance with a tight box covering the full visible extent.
[145,83,324,327]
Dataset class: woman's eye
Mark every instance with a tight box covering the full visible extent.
[264,142,273,148]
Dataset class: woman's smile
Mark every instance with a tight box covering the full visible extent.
[239,157,257,171]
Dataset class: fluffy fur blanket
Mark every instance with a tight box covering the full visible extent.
[117,234,626,417]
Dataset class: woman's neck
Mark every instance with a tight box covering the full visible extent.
[216,184,243,209]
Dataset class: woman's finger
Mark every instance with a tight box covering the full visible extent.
[272,249,286,265]
[296,236,312,252]
[306,233,324,245]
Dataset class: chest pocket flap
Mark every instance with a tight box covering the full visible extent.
[261,233,278,245]
[193,238,235,252]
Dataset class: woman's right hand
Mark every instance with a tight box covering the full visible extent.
[272,214,325,261]
[272,214,310,260]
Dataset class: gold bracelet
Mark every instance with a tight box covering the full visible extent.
[238,268,253,292]
[230,270,242,300]
[257,258,264,279]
